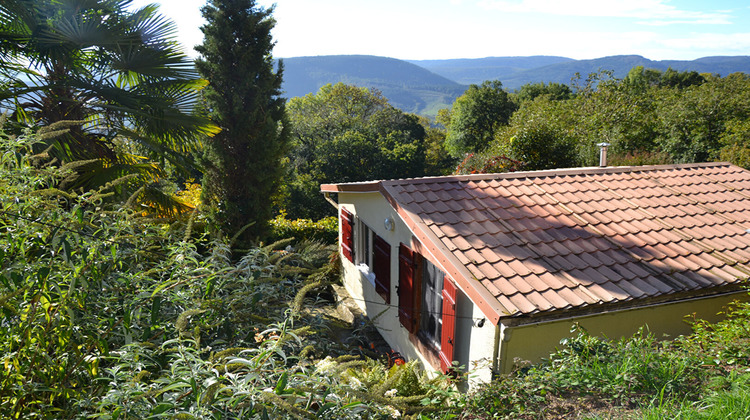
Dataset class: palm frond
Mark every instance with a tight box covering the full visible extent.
[1,0,210,217]
[126,181,195,218]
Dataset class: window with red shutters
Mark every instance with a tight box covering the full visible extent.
[340,208,354,263]
[401,248,458,373]
[420,258,444,347]
[439,278,457,374]
[373,235,391,303]
[398,243,416,333]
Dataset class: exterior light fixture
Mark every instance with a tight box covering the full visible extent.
[384,216,395,231]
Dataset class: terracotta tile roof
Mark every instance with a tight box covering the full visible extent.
[322,163,750,322]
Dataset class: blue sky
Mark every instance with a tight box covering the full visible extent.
[131,0,750,60]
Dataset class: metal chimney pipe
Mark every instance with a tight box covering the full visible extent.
[597,142,610,167]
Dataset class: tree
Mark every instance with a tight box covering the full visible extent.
[513,82,572,104]
[0,0,215,212]
[417,115,455,175]
[656,73,750,163]
[284,83,426,219]
[506,119,577,170]
[624,66,705,91]
[441,80,516,157]
[196,0,289,243]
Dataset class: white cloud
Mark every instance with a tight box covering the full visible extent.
[477,0,731,25]
[662,32,750,54]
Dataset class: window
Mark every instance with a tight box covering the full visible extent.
[353,218,391,303]
[355,221,374,268]
[420,259,445,347]
[398,243,457,373]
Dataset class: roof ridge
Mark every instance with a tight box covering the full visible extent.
[322,162,737,192]
[393,162,732,184]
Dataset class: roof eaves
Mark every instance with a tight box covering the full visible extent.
[321,181,381,193]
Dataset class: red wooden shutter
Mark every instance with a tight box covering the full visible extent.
[340,208,354,263]
[398,243,416,333]
[373,235,391,304]
[439,277,457,373]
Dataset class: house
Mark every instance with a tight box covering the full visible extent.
[320,162,750,383]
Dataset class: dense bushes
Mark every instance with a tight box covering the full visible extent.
[461,299,750,419]
[0,127,463,418]
[268,214,338,245]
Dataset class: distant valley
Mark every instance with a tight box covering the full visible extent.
[280,54,750,119]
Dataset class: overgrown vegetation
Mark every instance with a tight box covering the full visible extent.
[0,127,463,418]
[461,300,750,419]
[4,1,750,418]
[4,123,750,418]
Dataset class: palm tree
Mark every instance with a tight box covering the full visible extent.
[0,0,217,214]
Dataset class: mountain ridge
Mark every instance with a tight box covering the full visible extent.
[280,55,466,118]
[280,54,750,118]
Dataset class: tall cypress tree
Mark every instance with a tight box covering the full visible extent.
[196,0,289,244]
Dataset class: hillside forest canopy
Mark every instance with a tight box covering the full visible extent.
[4,0,750,418]
[284,67,750,219]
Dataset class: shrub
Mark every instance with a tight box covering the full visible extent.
[0,125,460,419]
[268,213,338,245]
[460,324,704,419]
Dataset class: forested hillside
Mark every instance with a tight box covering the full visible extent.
[281,54,750,115]
[446,68,750,175]
[407,55,574,84]
[281,55,466,118]
[495,55,750,89]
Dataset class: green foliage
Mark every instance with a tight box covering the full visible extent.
[196,0,290,244]
[284,83,427,219]
[718,112,750,169]
[419,115,457,175]
[513,82,573,104]
[465,68,750,173]
[0,126,462,418]
[504,118,578,171]
[624,66,706,90]
[461,298,750,419]
[656,73,750,164]
[462,324,702,419]
[268,214,338,245]
[0,0,216,212]
[442,80,517,157]
[549,325,700,406]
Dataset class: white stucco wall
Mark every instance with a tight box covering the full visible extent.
[337,192,496,383]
